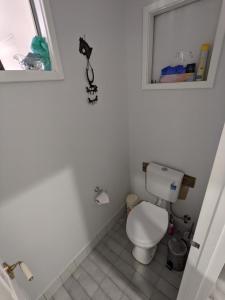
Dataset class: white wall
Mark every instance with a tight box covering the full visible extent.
[126,0,225,224]
[1,0,225,298]
[0,0,129,298]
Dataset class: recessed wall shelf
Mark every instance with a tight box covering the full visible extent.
[142,0,225,90]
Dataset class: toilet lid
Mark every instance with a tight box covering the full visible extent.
[126,201,168,248]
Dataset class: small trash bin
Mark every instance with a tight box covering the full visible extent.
[126,194,141,215]
[167,237,188,271]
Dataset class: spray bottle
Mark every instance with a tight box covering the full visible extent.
[168,214,175,236]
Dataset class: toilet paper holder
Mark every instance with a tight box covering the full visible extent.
[2,261,33,281]
[94,186,110,205]
[95,186,103,194]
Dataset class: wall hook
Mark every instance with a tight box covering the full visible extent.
[95,186,103,194]
[79,36,98,105]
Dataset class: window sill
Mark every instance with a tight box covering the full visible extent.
[0,70,64,83]
[142,80,214,90]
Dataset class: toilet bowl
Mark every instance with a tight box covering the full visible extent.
[126,162,183,264]
[126,201,168,264]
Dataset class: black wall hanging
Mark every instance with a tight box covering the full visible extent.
[79,37,98,104]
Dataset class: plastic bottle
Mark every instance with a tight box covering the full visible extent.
[196,43,210,81]
[168,215,175,236]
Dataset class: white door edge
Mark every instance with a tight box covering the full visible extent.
[195,187,225,300]
[177,123,225,300]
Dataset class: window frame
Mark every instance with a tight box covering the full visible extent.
[0,0,64,83]
[29,0,42,36]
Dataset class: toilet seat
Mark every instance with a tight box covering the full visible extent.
[126,201,168,248]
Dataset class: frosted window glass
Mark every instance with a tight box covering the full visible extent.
[0,0,37,70]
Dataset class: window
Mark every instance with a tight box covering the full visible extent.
[0,0,38,70]
[0,0,63,82]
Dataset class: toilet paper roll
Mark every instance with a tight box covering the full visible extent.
[95,191,110,205]
[19,263,33,282]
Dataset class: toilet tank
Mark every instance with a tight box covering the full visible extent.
[146,163,184,203]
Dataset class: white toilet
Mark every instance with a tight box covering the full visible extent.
[126,163,184,265]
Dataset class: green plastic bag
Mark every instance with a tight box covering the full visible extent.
[31,36,51,71]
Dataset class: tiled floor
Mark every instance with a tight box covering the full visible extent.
[52,217,183,300]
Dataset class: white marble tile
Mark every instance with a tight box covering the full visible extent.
[148,260,164,276]
[116,229,127,242]
[118,227,128,237]
[108,230,129,248]
[96,242,119,264]
[92,288,110,300]
[125,241,133,252]
[161,267,183,289]
[124,282,148,300]
[75,245,93,267]
[60,261,78,283]
[103,237,124,255]
[119,246,163,285]
[82,257,105,284]
[73,267,98,297]
[97,227,108,242]
[106,210,125,232]
[52,286,72,300]
[44,277,63,299]
[111,222,121,232]
[120,295,130,300]
[114,259,135,280]
[152,290,170,300]
[108,229,118,238]
[154,251,168,267]
[157,278,178,300]
[120,249,134,266]
[118,216,126,225]
[64,276,90,300]
[132,272,155,298]
[134,262,160,285]
[108,265,130,292]
[41,210,184,300]
[100,277,123,300]
[42,208,126,300]
[38,297,47,300]
[89,251,111,274]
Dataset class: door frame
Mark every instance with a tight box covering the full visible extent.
[177,123,225,300]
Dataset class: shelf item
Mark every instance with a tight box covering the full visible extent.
[160,73,195,83]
